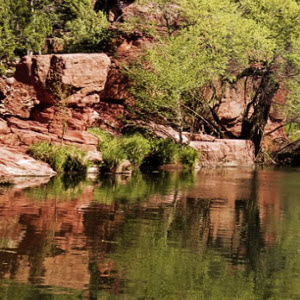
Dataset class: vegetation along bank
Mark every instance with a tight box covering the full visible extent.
[1,0,300,178]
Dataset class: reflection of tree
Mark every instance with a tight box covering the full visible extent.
[93,171,196,204]
[4,169,300,298]
[83,202,123,299]
[168,196,211,251]
[17,227,55,285]
[240,170,264,295]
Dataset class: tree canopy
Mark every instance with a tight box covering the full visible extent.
[0,0,109,60]
[127,0,300,149]
[1,0,300,150]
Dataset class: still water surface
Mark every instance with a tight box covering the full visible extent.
[0,168,300,299]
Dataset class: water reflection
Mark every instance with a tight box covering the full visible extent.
[0,168,299,299]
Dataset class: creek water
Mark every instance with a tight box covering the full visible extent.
[0,168,300,299]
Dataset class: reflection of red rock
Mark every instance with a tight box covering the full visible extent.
[257,170,282,247]
[187,169,252,251]
[0,183,125,290]
[43,250,90,290]
[186,169,282,257]
[0,169,285,291]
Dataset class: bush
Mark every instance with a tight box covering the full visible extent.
[101,138,127,171]
[142,138,199,168]
[64,8,110,52]
[143,138,179,167]
[89,129,151,170]
[28,142,89,174]
[178,145,199,167]
[121,134,151,166]
[88,128,125,171]
[87,128,114,150]
[88,128,199,170]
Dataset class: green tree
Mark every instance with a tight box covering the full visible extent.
[127,0,300,152]
[64,5,110,52]
[0,0,109,58]
[127,0,275,143]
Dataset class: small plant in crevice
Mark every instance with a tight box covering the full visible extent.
[50,79,73,143]
[28,142,90,174]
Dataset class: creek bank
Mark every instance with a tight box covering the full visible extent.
[0,146,56,177]
[0,51,289,175]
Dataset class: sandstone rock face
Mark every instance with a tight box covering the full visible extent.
[190,139,255,167]
[0,53,113,157]
[0,147,56,176]
[0,78,38,118]
[200,75,287,152]
[213,78,258,137]
[12,53,111,107]
[99,63,132,102]
[0,118,10,134]
[0,116,99,151]
[16,54,111,90]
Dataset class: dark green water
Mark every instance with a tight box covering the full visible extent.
[0,168,300,299]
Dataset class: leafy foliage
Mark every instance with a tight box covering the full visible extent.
[143,138,180,166]
[28,142,90,174]
[178,145,199,167]
[0,0,110,59]
[121,134,151,166]
[126,0,300,144]
[64,6,110,52]
[88,129,151,170]
[88,128,199,170]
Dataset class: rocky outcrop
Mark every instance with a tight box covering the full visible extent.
[0,147,56,177]
[190,139,255,167]
[0,43,288,172]
[0,54,114,176]
[0,54,112,152]
[14,53,111,105]
[0,115,98,151]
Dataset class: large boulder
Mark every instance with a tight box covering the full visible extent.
[46,54,111,89]
[15,53,111,89]
[190,139,255,167]
[13,53,111,106]
[0,147,56,177]
[0,53,112,152]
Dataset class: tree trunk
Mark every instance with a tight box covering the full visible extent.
[241,69,279,156]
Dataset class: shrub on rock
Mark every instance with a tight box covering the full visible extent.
[28,142,89,174]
